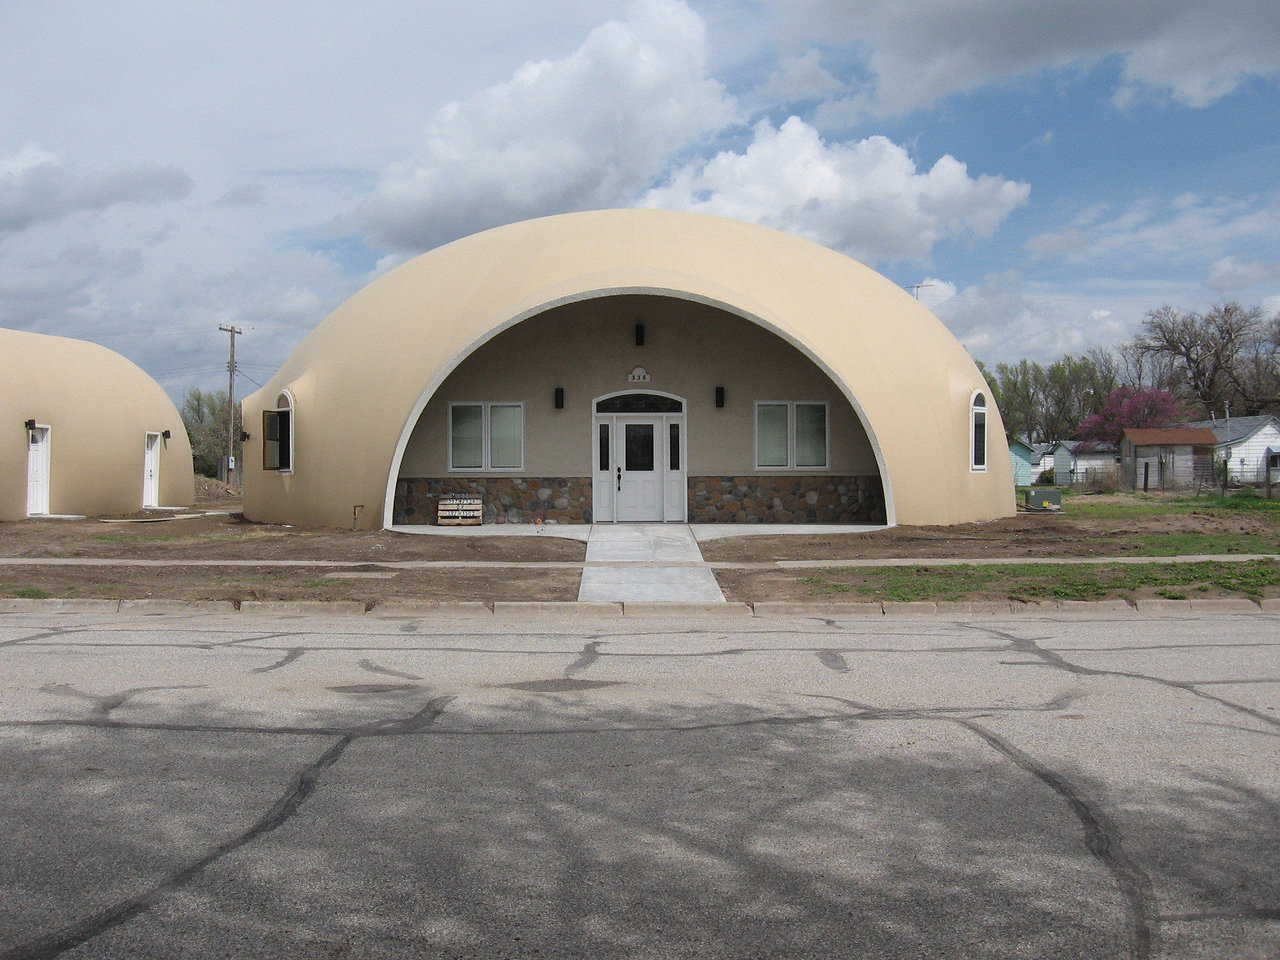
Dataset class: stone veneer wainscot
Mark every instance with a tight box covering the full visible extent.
[687,476,884,523]
[395,477,593,525]
[396,474,884,525]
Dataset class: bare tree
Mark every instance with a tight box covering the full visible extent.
[1136,303,1261,415]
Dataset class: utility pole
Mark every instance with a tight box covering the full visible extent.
[219,324,243,489]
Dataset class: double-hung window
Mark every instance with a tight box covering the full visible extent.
[755,402,828,469]
[449,402,524,471]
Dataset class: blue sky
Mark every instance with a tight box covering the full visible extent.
[2,0,1278,395]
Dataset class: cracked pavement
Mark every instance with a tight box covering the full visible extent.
[1,610,1277,959]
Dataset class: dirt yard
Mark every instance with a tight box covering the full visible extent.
[0,513,586,562]
[0,563,580,602]
[700,503,1280,562]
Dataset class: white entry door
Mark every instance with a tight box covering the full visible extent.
[142,432,160,507]
[27,426,50,516]
[615,417,664,521]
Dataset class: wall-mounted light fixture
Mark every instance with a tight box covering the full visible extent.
[239,430,251,443]
[715,386,725,408]
[161,429,172,440]
[24,419,36,430]
[554,387,564,409]
[634,322,645,346]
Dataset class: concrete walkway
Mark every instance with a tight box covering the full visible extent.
[577,524,725,602]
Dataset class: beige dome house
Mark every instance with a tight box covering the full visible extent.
[1,328,194,521]
[243,210,1013,531]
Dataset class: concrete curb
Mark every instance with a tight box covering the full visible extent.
[1188,597,1261,612]
[118,599,237,614]
[1133,598,1192,615]
[239,600,368,616]
[623,602,754,617]
[1059,599,1134,614]
[494,601,623,617]
[0,598,121,613]
[751,601,883,618]
[370,601,493,617]
[1,597,1276,618]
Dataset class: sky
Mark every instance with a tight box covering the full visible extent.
[2,0,1279,398]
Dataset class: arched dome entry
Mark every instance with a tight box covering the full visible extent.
[242,210,1014,530]
[384,287,895,528]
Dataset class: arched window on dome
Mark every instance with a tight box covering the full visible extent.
[970,391,987,472]
[263,390,294,473]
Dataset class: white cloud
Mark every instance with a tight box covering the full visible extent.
[1027,194,1280,267]
[778,0,1280,118]
[930,271,1179,363]
[640,116,1029,264]
[914,277,956,310]
[1205,255,1280,291]
[0,143,192,235]
[361,0,735,252]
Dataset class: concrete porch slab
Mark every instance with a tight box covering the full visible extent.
[388,522,890,543]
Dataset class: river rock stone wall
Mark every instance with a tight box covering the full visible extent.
[394,477,593,524]
[687,475,885,523]
[396,474,885,524]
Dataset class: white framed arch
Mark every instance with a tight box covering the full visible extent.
[381,287,895,528]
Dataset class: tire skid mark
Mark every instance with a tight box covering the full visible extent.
[956,718,1156,960]
[38,683,206,718]
[250,647,305,674]
[962,623,1280,731]
[564,640,602,677]
[357,658,423,681]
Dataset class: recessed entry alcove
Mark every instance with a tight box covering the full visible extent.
[393,294,885,526]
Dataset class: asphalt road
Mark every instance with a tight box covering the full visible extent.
[1,610,1277,959]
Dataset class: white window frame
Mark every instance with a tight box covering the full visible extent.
[263,389,295,475]
[754,401,830,471]
[448,401,525,472]
[970,390,988,473]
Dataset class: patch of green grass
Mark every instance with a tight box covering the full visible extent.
[10,587,52,599]
[1065,489,1280,520]
[1134,532,1280,556]
[1156,589,1188,600]
[797,559,1280,602]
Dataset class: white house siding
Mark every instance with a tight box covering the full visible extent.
[1220,422,1280,483]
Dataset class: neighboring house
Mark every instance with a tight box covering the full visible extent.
[241,209,1015,530]
[1008,438,1037,486]
[1,328,194,520]
[1051,440,1121,486]
[1120,428,1217,491]
[1030,442,1056,477]
[1177,415,1280,484]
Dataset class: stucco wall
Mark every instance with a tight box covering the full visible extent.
[399,296,877,478]
[0,328,194,521]
[242,209,1015,529]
